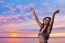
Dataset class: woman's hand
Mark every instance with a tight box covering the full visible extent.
[39,32,43,34]
[31,8,35,14]
[54,9,60,14]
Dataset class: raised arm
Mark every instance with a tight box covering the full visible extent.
[50,9,60,26]
[31,8,42,27]
[47,9,60,33]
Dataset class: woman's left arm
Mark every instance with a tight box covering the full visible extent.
[47,9,60,33]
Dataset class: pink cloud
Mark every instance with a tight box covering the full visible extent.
[24,3,35,9]
[42,3,49,7]
[0,22,24,32]
[0,14,20,23]
[53,15,65,27]
[9,7,16,11]
[16,5,24,10]
[0,18,38,32]
[54,22,65,27]
[23,13,30,17]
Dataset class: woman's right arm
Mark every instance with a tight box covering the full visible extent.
[31,8,42,27]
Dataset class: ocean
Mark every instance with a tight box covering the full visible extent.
[0,37,65,43]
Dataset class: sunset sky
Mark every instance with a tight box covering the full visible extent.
[0,0,65,37]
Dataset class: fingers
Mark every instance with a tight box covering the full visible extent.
[55,9,60,13]
[31,8,35,11]
[54,9,60,14]
[31,8,35,14]
[31,8,34,10]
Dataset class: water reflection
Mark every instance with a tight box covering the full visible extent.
[0,37,65,43]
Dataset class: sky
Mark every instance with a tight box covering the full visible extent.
[0,0,65,37]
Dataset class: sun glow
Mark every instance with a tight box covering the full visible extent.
[10,32,19,37]
[50,33,65,37]
[9,32,65,37]
[33,33,65,37]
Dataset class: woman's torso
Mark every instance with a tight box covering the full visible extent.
[38,24,52,40]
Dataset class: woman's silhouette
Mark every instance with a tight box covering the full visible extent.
[31,8,60,43]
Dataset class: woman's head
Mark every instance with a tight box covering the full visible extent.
[43,17,51,25]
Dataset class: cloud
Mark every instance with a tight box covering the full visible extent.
[0,14,21,25]
[42,3,49,7]
[16,3,35,11]
[0,18,38,32]
[53,15,65,27]
[16,5,24,10]
[0,0,65,34]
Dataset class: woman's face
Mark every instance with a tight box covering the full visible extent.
[43,18,50,25]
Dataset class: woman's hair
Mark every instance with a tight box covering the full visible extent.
[40,17,51,33]
[43,17,51,22]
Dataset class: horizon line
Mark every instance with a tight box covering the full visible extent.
[0,37,65,38]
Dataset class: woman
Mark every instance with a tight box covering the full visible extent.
[31,8,60,43]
